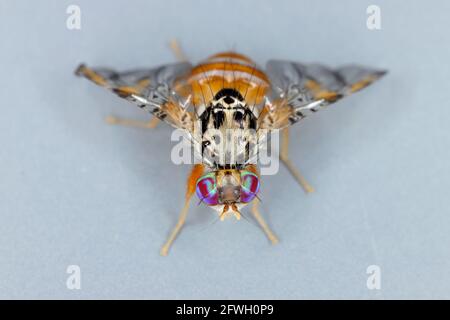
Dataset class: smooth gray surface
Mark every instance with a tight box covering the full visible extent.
[1,0,449,299]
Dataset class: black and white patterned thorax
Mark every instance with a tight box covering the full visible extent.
[197,88,258,169]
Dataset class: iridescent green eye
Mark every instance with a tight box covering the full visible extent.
[240,170,260,203]
[196,172,219,205]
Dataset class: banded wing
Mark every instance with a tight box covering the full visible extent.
[75,62,193,130]
[259,60,387,130]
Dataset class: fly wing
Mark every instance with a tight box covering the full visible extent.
[260,60,387,130]
[75,62,194,131]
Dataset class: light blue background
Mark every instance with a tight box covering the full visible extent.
[1,0,449,299]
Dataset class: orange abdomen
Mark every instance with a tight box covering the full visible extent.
[176,52,270,109]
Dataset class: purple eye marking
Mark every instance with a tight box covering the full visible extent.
[196,173,219,205]
[240,170,260,203]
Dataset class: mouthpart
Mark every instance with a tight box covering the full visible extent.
[219,203,241,221]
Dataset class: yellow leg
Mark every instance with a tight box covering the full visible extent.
[280,128,315,193]
[160,196,192,256]
[105,115,160,129]
[160,164,204,256]
[251,199,279,244]
[169,39,188,62]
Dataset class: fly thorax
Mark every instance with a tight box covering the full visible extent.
[198,89,258,167]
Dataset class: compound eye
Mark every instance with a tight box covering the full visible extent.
[196,172,219,205]
[240,170,260,203]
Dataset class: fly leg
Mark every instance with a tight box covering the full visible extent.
[250,199,279,244]
[280,127,315,193]
[169,39,189,62]
[105,115,160,129]
[160,165,204,256]
[160,196,192,256]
